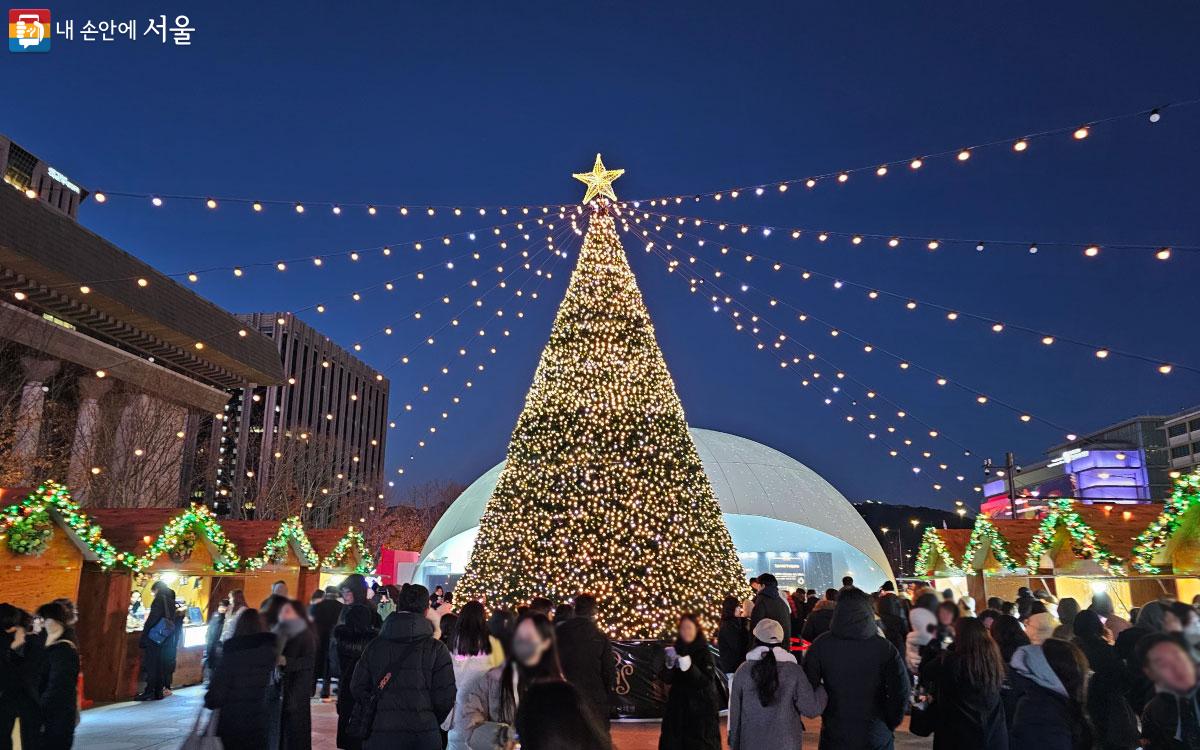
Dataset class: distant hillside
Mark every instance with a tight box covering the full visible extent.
[854,501,974,577]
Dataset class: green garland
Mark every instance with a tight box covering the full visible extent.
[321,528,376,575]
[129,504,240,573]
[1131,471,1200,574]
[6,507,52,555]
[962,516,1021,573]
[244,516,319,570]
[1024,498,1125,575]
[1,482,121,568]
[914,527,965,576]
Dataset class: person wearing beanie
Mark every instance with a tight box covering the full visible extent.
[728,619,826,749]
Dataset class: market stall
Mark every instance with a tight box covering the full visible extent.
[1022,499,1169,615]
[79,505,240,701]
[305,527,377,595]
[913,527,972,600]
[957,516,1044,604]
[1132,473,1200,602]
[223,516,318,607]
[0,483,119,612]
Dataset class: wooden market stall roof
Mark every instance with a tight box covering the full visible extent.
[1073,503,1167,563]
[915,527,971,575]
[1022,499,1167,574]
[0,483,121,567]
[970,518,1043,572]
[221,518,319,569]
[307,527,376,574]
[87,505,240,572]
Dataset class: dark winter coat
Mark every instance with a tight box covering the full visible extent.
[919,649,1006,750]
[750,585,792,644]
[311,597,343,675]
[350,611,456,750]
[1007,647,1092,750]
[1141,687,1200,750]
[204,631,278,750]
[1,628,41,750]
[37,639,80,750]
[876,596,909,657]
[716,617,750,674]
[555,615,616,720]
[204,610,226,673]
[278,619,318,750]
[803,593,910,750]
[658,639,722,750]
[332,604,378,750]
[800,605,835,643]
[140,587,175,647]
[1075,631,1140,750]
[1007,678,1089,750]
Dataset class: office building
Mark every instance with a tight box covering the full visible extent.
[218,313,389,526]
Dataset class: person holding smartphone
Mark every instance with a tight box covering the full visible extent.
[659,614,721,750]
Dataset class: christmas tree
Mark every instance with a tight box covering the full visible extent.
[456,155,746,639]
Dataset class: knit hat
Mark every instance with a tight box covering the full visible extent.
[752,618,785,645]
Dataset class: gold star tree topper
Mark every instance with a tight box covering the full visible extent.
[572,153,625,204]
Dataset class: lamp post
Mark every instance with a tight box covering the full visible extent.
[881,526,902,574]
[908,518,920,576]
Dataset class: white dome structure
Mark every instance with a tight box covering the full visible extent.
[415,428,894,593]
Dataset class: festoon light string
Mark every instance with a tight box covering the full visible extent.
[635,210,1195,376]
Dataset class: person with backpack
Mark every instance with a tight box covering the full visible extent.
[350,584,455,749]
[728,619,826,749]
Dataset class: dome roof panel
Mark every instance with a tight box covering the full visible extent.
[419,427,893,580]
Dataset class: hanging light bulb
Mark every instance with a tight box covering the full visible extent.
[1073,126,1090,140]
[1013,139,1028,152]
[1149,108,1161,123]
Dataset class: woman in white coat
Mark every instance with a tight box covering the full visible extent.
[444,601,504,750]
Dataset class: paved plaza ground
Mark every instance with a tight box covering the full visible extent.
[75,684,932,750]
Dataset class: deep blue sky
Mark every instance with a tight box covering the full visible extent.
[4,2,1197,509]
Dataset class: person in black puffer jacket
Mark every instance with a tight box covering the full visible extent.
[332,602,378,750]
[659,613,722,750]
[205,609,278,750]
[34,602,80,750]
[716,596,750,678]
[554,593,616,730]
[351,584,455,750]
[749,574,792,645]
[803,588,910,750]
[263,595,318,750]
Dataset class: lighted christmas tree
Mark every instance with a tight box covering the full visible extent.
[456,155,746,639]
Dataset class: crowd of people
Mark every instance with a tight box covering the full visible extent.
[12,573,1200,749]
[716,573,1200,750]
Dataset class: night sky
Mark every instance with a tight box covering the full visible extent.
[3,2,1197,509]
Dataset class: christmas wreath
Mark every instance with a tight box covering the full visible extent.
[7,508,53,556]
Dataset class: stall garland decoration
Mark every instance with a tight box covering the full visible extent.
[914,527,966,576]
[321,528,376,574]
[244,516,318,570]
[1024,498,1126,575]
[1131,471,1200,575]
[1,482,120,567]
[962,516,1021,573]
[129,504,240,573]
